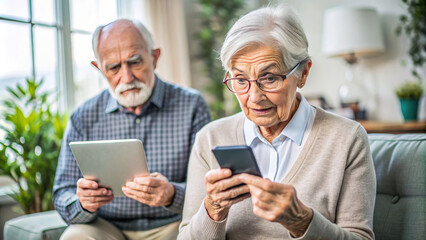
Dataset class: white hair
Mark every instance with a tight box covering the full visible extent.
[92,19,155,60]
[108,80,152,107]
[220,5,310,76]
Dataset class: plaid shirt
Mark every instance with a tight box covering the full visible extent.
[53,77,211,230]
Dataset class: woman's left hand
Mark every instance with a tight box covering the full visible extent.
[239,173,313,238]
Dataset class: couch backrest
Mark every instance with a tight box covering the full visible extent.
[368,133,425,240]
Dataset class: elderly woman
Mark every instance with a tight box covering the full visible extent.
[178,5,376,240]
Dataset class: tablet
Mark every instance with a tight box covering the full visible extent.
[69,139,149,196]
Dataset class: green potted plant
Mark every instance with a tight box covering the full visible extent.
[195,0,245,119]
[395,0,425,81]
[0,79,68,214]
[395,81,424,121]
[395,0,425,121]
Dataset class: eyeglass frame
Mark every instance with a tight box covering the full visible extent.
[223,61,302,94]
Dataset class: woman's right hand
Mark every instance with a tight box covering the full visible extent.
[204,169,251,221]
[76,178,114,212]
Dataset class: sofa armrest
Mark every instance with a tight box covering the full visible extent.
[0,176,23,240]
[4,210,67,240]
[369,133,426,240]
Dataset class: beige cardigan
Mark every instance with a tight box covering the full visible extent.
[178,108,376,240]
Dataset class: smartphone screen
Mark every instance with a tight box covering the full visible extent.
[212,145,262,177]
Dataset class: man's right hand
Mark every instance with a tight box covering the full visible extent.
[76,178,114,212]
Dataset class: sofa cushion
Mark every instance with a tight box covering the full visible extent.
[368,133,425,240]
[4,211,67,240]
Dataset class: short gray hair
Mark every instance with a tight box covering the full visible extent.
[220,6,310,76]
[92,19,155,60]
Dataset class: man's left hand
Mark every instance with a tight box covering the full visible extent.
[122,172,175,206]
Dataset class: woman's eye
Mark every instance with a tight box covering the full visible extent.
[237,79,246,84]
[263,75,278,82]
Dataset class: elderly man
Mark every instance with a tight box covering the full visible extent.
[53,19,211,240]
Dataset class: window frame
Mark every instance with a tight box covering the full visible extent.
[0,0,121,112]
[0,0,60,100]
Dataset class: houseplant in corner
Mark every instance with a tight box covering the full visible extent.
[0,79,68,214]
[395,81,424,121]
[395,0,425,121]
[195,0,245,119]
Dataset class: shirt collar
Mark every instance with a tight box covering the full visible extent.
[105,75,165,113]
[282,94,311,145]
[244,117,258,146]
[243,93,311,146]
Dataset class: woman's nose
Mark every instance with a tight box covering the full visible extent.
[247,82,265,103]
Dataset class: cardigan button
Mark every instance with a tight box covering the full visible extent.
[391,195,400,204]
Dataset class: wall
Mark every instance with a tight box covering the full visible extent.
[185,0,425,122]
[268,0,425,121]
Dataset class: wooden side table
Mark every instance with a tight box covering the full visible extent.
[358,121,426,134]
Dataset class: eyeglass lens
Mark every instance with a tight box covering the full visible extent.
[226,75,284,93]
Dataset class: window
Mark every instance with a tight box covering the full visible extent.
[0,0,119,110]
[0,0,57,99]
[70,0,118,107]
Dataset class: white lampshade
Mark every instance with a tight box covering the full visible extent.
[322,6,385,58]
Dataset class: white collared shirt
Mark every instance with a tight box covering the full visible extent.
[243,94,316,182]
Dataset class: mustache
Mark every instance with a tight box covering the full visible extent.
[109,80,153,107]
[115,81,146,94]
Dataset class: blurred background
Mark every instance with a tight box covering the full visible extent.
[0,0,425,122]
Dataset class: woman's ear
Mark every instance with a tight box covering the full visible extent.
[302,59,312,78]
[298,59,312,88]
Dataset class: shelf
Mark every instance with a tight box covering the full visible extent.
[358,121,426,134]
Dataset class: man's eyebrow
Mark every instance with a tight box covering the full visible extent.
[127,54,142,62]
[106,62,120,69]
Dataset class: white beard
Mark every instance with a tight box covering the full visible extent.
[109,80,153,107]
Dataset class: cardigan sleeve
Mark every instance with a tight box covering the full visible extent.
[295,125,376,240]
[178,133,227,240]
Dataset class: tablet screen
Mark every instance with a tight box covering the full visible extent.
[70,139,149,196]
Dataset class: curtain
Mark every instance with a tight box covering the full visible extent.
[129,0,192,87]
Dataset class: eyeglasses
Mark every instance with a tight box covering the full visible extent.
[223,61,301,94]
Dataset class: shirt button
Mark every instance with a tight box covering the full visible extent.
[135,118,141,124]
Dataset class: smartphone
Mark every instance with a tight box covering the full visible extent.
[212,145,262,177]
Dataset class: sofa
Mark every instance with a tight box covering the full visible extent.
[2,133,425,240]
[369,133,425,239]
[0,177,21,240]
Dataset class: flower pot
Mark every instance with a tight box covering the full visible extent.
[399,98,419,121]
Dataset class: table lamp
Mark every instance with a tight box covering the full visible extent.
[322,6,385,119]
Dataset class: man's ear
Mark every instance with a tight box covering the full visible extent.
[91,61,101,71]
[151,49,161,69]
